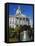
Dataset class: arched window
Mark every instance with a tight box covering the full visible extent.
[16,17,19,19]
[23,18,25,20]
[20,18,22,20]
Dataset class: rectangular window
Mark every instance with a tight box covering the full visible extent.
[26,18,28,21]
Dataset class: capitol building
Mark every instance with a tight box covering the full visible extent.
[9,6,33,41]
[9,6,30,28]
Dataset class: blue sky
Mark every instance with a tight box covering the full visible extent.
[8,4,33,18]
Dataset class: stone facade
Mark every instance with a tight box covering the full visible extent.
[9,6,30,28]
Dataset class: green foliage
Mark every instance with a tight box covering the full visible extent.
[9,27,14,30]
[14,26,21,32]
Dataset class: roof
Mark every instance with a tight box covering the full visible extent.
[9,13,29,19]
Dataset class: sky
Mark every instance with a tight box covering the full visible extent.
[8,4,33,18]
[8,4,33,27]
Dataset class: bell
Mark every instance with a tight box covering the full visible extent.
[20,30,31,41]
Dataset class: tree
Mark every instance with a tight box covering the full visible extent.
[14,26,21,32]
